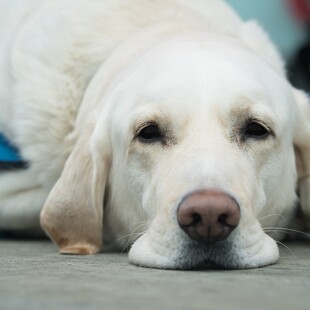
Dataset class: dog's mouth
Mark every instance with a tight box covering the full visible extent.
[157,239,239,270]
[128,225,280,270]
[129,238,249,270]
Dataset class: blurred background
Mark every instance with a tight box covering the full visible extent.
[227,0,310,92]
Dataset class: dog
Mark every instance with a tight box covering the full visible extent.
[0,0,309,269]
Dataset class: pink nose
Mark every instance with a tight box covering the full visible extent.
[177,190,240,243]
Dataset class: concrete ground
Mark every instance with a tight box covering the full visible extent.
[0,239,309,310]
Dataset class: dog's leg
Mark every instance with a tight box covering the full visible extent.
[0,169,49,231]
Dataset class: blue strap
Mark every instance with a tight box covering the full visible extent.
[0,134,24,162]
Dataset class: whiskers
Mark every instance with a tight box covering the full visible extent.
[260,213,309,257]
[263,227,310,258]
[113,221,149,252]
[258,213,285,224]
[263,227,310,240]
[274,240,296,257]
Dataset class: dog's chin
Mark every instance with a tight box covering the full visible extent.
[128,232,279,270]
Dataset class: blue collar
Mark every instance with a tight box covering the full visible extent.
[0,134,27,169]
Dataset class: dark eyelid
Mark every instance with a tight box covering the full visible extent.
[240,118,275,142]
[249,119,275,136]
[134,121,165,145]
[135,121,158,135]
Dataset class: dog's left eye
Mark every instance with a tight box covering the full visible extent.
[243,121,270,139]
[137,124,162,143]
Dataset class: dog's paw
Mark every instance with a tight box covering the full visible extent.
[59,244,100,255]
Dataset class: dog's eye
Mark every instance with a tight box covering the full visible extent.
[244,121,269,139]
[138,124,162,143]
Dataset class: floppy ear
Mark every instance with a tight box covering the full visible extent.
[40,125,110,254]
[293,88,310,223]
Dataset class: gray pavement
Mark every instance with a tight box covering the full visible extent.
[0,239,309,310]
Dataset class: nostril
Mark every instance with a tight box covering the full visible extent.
[178,212,201,229]
[218,213,237,227]
[191,213,201,225]
[218,213,228,226]
[218,208,240,228]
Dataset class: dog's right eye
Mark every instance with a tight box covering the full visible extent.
[137,124,162,143]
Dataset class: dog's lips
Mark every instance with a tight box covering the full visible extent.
[170,229,279,270]
[171,239,236,270]
[129,224,279,270]
[129,232,239,270]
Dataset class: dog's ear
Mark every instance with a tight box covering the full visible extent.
[40,122,110,254]
[292,88,310,221]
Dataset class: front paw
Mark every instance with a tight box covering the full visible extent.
[59,244,100,255]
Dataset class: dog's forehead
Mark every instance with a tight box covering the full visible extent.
[108,34,295,134]
[123,35,290,110]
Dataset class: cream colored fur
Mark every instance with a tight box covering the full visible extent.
[0,0,309,269]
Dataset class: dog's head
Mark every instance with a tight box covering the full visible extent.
[41,31,310,269]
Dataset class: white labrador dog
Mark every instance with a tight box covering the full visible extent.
[0,0,309,269]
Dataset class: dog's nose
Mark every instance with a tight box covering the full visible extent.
[177,190,240,243]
